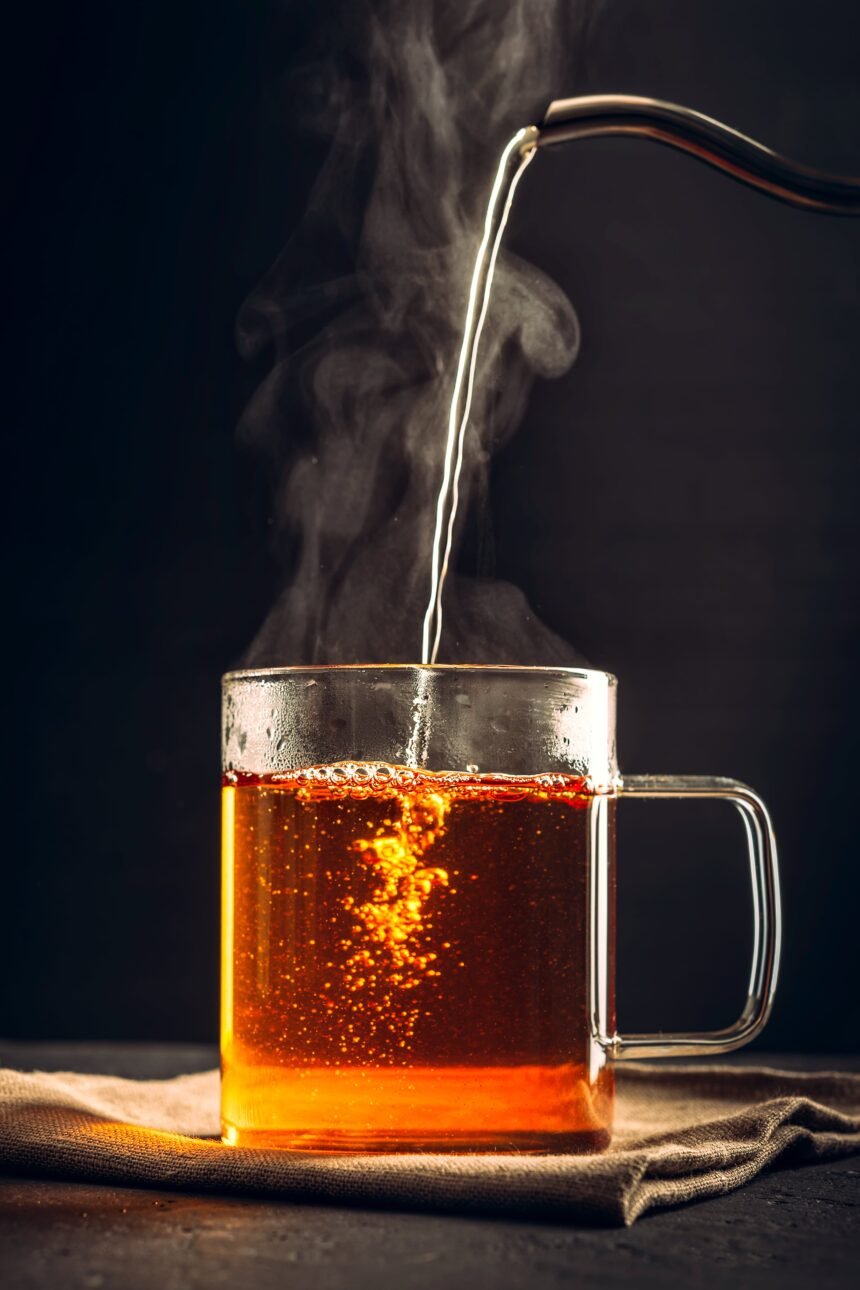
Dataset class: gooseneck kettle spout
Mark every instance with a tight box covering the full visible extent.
[534,94,860,214]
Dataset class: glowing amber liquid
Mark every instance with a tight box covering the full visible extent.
[221,763,615,1151]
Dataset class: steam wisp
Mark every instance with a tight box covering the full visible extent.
[239,1,595,667]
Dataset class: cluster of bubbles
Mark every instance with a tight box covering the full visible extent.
[266,764,456,1057]
[286,761,591,1059]
[338,789,451,1051]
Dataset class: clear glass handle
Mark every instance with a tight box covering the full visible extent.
[608,775,782,1060]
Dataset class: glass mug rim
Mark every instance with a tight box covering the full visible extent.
[223,663,618,686]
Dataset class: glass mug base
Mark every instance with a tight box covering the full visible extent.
[220,1061,614,1153]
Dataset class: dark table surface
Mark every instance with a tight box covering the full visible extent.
[0,1044,858,1290]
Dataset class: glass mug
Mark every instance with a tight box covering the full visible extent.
[221,665,780,1152]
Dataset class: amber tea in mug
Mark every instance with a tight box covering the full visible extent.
[221,667,780,1152]
[224,763,613,1150]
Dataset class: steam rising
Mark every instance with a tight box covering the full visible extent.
[238,0,597,665]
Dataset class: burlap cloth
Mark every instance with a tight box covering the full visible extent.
[0,1064,857,1225]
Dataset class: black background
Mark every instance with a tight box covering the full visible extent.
[3,1,859,1050]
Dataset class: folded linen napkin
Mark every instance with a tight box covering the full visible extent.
[0,1064,857,1225]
